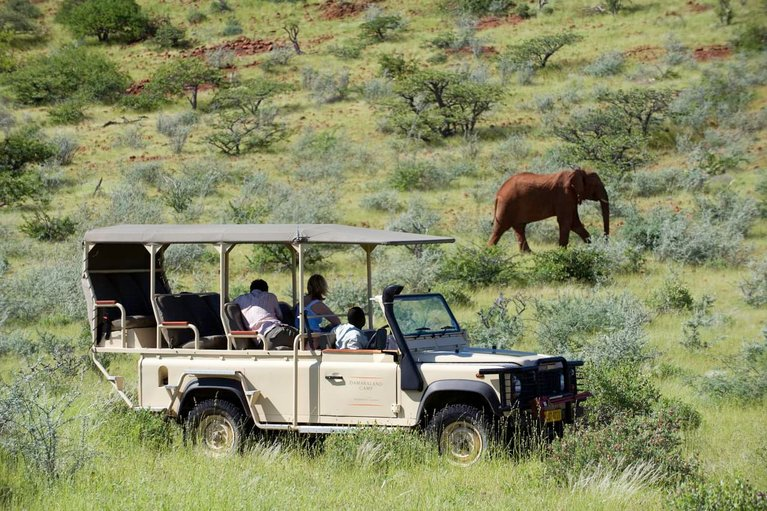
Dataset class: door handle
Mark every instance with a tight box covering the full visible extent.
[325,375,344,381]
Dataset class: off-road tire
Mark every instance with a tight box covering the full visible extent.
[185,399,246,456]
[427,404,490,466]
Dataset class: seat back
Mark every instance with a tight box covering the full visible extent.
[223,302,247,332]
[90,272,158,321]
[154,293,224,348]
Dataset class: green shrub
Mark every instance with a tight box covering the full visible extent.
[301,67,350,104]
[440,244,518,287]
[205,48,235,69]
[50,133,80,166]
[757,171,767,218]
[548,410,698,486]
[740,256,767,306]
[101,403,180,450]
[221,17,242,36]
[359,190,402,213]
[152,18,189,49]
[146,58,221,110]
[440,0,511,16]
[389,160,449,191]
[112,125,145,149]
[261,47,294,72]
[327,41,364,60]
[681,295,716,350]
[465,293,525,349]
[583,51,625,77]
[161,159,224,213]
[157,112,196,154]
[515,3,533,18]
[187,9,207,24]
[534,292,650,365]
[19,210,77,242]
[586,363,659,422]
[650,272,694,312]
[48,99,87,125]
[628,168,684,197]
[11,45,128,106]
[56,0,149,43]
[530,246,609,285]
[121,161,163,188]
[733,24,767,52]
[703,326,767,400]
[716,0,734,25]
[673,478,767,510]
[0,125,55,206]
[210,0,233,13]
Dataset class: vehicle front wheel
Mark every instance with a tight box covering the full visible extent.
[427,404,490,466]
[185,399,246,456]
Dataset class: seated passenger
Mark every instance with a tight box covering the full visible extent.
[333,307,367,350]
[233,279,297,348]
[297,274,341,332]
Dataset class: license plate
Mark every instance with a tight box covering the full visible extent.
[543,409,562,423]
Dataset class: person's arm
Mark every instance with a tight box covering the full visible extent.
[269,293,282,321]
[309,301,341,326]
[346,330,366,350]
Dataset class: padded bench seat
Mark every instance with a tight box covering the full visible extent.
[154,293,227,349]
[90,271,169,332]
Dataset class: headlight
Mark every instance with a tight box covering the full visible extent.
[511,375,522,396]
[559,374,566,392]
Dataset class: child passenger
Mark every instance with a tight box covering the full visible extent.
[333,307,367,350]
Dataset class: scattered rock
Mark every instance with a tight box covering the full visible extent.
[319,0,367,20]
[623,45,663,62]
[125,79,150,96]
[476,15,526,30]
[189,37,274,58]
[687,1,713,12]
[692,44,731,61]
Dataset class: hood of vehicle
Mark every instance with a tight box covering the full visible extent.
[412,348,550,366]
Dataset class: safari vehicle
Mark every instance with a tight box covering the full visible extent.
[83,224,589,465]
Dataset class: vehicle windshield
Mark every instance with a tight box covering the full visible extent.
[392,294,460,337]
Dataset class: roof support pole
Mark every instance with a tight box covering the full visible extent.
[362,244,376,329]
[292,240,305,429]
[290,245,297,310]
[216,243,233,350]
[146,244,162,349]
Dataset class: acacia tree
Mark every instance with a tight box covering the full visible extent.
[506,32,582,68]
[147,58,221,110]
[206,79,289,155]
[387,70,503,140]
[597,88,675,136]
[56,0,148,43]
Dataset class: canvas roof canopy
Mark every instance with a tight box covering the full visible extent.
[84,224,454,246]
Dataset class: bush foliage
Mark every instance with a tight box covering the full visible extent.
[56,0,149,43]
[11,45,128,106]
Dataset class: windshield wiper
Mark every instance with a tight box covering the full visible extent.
[414,327,429,339]
[438,325,454,337]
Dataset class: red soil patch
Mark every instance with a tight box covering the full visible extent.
[687,1,712,12]
[319,0,367,20]
[692,44,731,61]
[446,45,498,56]
[623,45,663,62]
[125,79,150,96]
[308,34,335,46]
[476,14,525,30]
[189,37,274,58]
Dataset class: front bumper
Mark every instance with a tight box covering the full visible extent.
[532,391,591,423]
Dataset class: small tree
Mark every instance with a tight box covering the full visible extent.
[0,125,55,206]
[147,58,221,110]
[56,0,149,43]
[360,7,403,42]
[283,21,303,55]
[716,0,734,25]
[506,32,582,68]
[152,17,189,49]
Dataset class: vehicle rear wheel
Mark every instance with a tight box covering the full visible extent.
[428,404,490,466]
[185,399,246,456]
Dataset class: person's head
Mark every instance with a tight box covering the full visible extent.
[307,274,328,300]
[347,306,366,329]
[250,279,269,292]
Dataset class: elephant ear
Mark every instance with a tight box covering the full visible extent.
[568,168,586,204]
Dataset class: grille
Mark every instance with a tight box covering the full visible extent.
[518,368,564,402]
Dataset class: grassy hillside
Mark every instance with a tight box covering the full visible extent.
[1,0,767,508]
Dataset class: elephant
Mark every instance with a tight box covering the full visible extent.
[487,168,609,252]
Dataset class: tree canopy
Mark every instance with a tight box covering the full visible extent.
[56,0,149,42]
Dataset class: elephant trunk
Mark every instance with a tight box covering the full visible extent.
[600,195,610,237]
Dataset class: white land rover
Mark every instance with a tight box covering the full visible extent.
[83,224,589,465]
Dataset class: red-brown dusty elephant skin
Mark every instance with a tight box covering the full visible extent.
[487,168,610,252]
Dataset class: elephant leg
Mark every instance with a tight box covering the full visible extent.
[512,224,531,253]
[558,220,571,248]
[572,216,592,244]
